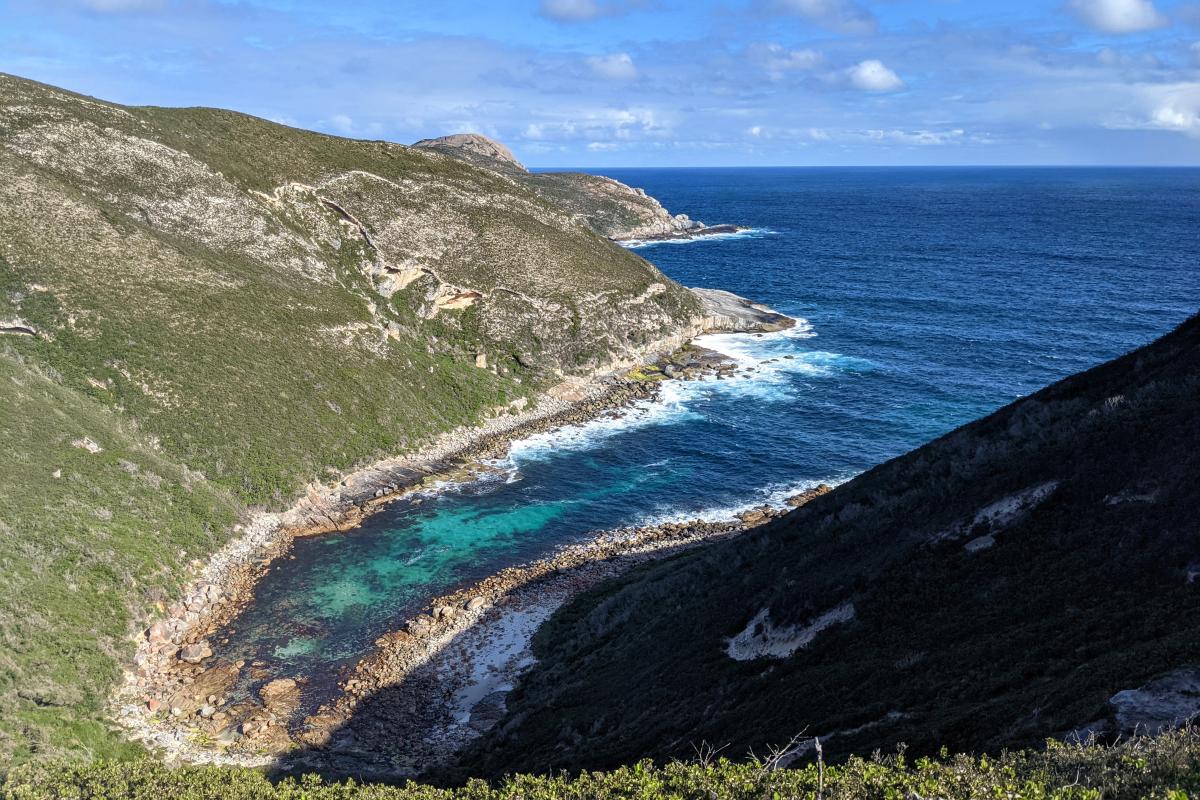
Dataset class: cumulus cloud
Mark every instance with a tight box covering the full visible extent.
[1150,104,1200,133]
[539,0,644,23]
[1103,83,1200,137]
[765,0,877,35]
[1067,0,1168,34]
[587,52,638,80]
[847,59,904,92]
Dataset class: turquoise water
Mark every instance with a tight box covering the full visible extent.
[220,167,1200,714]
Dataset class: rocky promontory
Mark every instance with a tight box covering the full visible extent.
[412,133,743,242]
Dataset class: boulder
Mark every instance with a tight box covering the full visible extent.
[179,643,211,664]
[260,677,298,702]
[1110,668,1200,734]
[739,508,768,525]
[146,621,171,643]
[785,484,833,508]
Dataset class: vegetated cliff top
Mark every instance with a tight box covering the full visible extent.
[0,71,703,766]
[451,311,1200,779]
[412,132,701,241]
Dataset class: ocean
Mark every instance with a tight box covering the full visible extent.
[219,167,1200,712]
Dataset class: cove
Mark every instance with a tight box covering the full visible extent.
[214,166,1200,721]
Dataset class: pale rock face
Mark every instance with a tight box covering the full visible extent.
[409,132,707,241]
[726,602,856,661]
[1110,669,1200,734]
[412,133,526,172]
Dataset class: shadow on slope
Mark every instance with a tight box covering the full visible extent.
[434,311,1200,780]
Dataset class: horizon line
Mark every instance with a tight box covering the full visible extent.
[528,163,1200,171]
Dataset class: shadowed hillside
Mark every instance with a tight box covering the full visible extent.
[450,312,1200,779]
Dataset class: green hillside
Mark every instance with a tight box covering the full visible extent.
[0,73,700,767]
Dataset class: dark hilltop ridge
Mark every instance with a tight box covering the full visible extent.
[448,310,1200,779]
[413,132,747,242]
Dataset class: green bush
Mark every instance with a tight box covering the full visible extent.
[5,730,1200,799]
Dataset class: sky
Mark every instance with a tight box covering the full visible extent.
[3,0,1200,166]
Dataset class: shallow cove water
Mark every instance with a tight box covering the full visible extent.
[220,167,1200,719]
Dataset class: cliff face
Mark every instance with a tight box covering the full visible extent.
[413,133,702,241]
[453,313,1200,778]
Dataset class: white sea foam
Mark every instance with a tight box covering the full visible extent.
[482,322,875,479]
[634,474,854,527]
[492,381,702,472]
[620,227,776,249]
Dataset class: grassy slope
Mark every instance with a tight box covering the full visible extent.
[0,74,698,767]
[0,351,238,763]
[6,730,1200,799]
[451,314,1200,779]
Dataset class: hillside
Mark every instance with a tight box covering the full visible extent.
[0,73,711,765]
[450,312,1200,779]
[413,133,705,241]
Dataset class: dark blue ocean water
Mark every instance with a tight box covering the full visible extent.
[222,168,1200,709]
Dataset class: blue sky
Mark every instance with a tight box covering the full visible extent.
[3,0,1200,166]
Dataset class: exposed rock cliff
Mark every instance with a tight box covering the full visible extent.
[412,133,714,241]
[411,133,525,173]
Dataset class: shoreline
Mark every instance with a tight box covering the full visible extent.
[112,324,786,767]
[113,376,662,766]
[285,484,832,780]
[615,223,752,248]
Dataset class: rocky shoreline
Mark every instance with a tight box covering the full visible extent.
[111,332,792,768]
[282,487,832,780]
[617,223,750,245]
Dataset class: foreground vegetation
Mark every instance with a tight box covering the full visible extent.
[5,730,1200,799]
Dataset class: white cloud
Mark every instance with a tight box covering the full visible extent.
[323,114,384,139]
[1068,0,1168,34]
[539,0,644,22]
[588,52,638,80]
[766,0,877,35]
[69,0,164,10]
[748,125,974,145]
[1150,104,1200,132]
[848,59,904,92]
[1103,82,1200,137]
[748,43,823,78]
[517,107,672,147]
